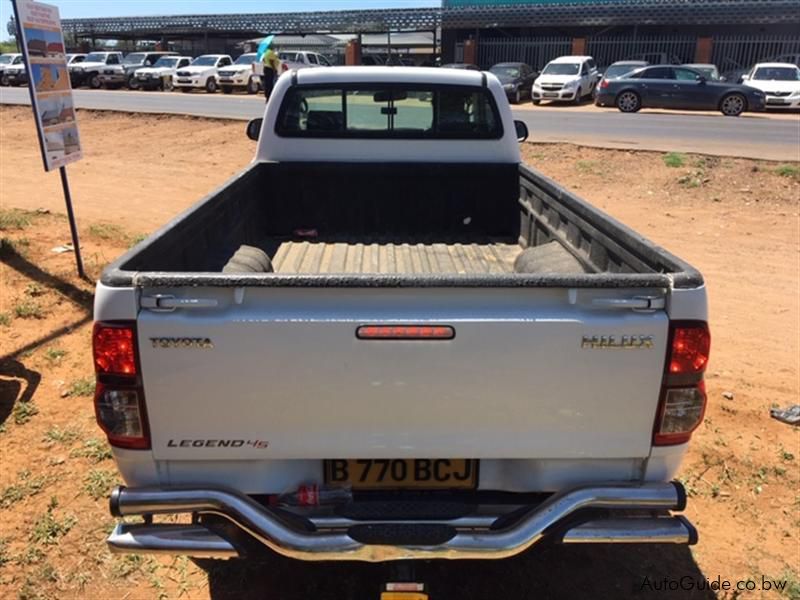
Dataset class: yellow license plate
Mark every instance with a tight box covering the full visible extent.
[324,459,477,490]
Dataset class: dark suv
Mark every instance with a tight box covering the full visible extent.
[99,52,178,89]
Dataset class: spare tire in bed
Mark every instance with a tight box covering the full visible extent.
[222,245,274,273]
[514,241,586,275]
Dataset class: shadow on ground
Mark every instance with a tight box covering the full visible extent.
[202,544,713,600]
[0,359,41,427]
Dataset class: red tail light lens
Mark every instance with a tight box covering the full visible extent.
[282,63,288,72]
[92,321,150,450]
[93,323,137,376]
[356,325,455,340]
[669,324,710,374]
[600,79,609,89]
[654,321,711,446]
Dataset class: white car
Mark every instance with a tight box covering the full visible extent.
[173,54,233,93]
[278,50,331,75]
[532,55,599,104]
[134,56,192,91]
[0,53,24,86]
[2,61,27,86]
[217,53,261,94]
[742,62,800,109]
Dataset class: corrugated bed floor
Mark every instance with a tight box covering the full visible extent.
[272,241,521,274]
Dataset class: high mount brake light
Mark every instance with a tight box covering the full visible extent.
[654,322,711,446]
[356,325,455,340]
[92,321,150,450]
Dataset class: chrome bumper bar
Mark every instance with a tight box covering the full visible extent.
[107,481,694,562]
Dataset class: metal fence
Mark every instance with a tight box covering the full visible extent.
[586,34,697,67]
[471,36,572,69]
[711,34,800,69]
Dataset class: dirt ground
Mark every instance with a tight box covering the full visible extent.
[0,105,798,599]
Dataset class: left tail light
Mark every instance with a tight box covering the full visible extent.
[92,322,150,450]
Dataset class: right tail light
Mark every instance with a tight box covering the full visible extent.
[653,321,710,446]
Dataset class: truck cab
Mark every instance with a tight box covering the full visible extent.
[69,51,123,89]
[0,53,24,86]
[99,51,178,89]
[173,54,233,93]
[96,67,707,564]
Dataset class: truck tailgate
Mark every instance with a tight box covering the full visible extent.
[137,286,668,461]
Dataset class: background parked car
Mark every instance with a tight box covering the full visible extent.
[596,65,765,116]
[278,50,331,74]
[441,63,480,70]
[532,55,598,104]
[489,62,537,104]
[682,63,721,81]
[0,53,23,86]
[69,51,123,88]
[133,56,192,91]
[742,62,800,109]
[218,53,262,94]
[594,60,647,103]
[173,54,232,93]
[99,51,178,89]
[66,53,87,67]
[3,61,27,86]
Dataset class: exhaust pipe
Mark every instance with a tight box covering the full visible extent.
[109,482,688,562]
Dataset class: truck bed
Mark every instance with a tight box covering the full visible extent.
[272,240,520,274]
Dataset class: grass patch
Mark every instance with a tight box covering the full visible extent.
[44,347,67,365]
[67,377,95,397]
[83,469,116,500]
[775,164,800,179]
[29,500,77,545]
[0,538,8,566]
[13,401,39,425]
[0,470,51,508]
[13,299,45,319]
[88,222,128,241]
[71,438,113,463]
[111,554,145,579]
[0,312,10,327]
[43,425,80,445]
[663,152,687,168]
[129,233,148,248]
[0,208,32,230]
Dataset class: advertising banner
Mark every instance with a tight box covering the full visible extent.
[14,0,82,171]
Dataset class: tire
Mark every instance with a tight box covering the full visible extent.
[127,75,139,90]
[222,246,273,274]
[205,78,217,93]
[89,73,101,89]
[616,90,641,113]
[513,90,521,104]
[247,77,259,94]
[221,86,233,94]
[720,93,745,117]
[574,88,582,105]
[0,75,8,87]
[532,99,541,105]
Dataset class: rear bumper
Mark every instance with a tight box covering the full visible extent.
[107,481,695,562]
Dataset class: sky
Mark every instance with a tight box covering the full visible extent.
[1,0,441,39]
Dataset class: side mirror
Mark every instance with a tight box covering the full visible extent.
[698,75,707,84]
[246,118,263,141]
[741,74,749,81]
[514,120,529,143]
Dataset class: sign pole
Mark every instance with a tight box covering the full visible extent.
[12,0,86,278]
[58,166,85,278]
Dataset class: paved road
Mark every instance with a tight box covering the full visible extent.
[2,86,799,160]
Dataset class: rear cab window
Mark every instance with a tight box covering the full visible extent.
[276,84,503,139]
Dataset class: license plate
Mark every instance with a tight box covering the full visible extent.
[543,92,559,97]
[767,99,788,105]
[219,78,233,82]
[177,79,191,83]
[138,74,148,79]
[325,459,477,490]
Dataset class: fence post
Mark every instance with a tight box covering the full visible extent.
[345,39,362,65]
[572,37,587,55]
[464,38,478,66]
[695,37,713,63]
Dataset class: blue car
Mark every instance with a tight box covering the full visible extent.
[595,65,766,116]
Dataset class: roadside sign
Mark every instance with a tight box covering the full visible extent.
[14,0,82,171]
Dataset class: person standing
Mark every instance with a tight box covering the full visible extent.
[261,46,280,102]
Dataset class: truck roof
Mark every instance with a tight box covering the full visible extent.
[294,66,485,87]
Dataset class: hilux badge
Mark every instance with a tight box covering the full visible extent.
[581,334,654,349]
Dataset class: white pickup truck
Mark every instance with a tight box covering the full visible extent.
[95,67,708,564]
